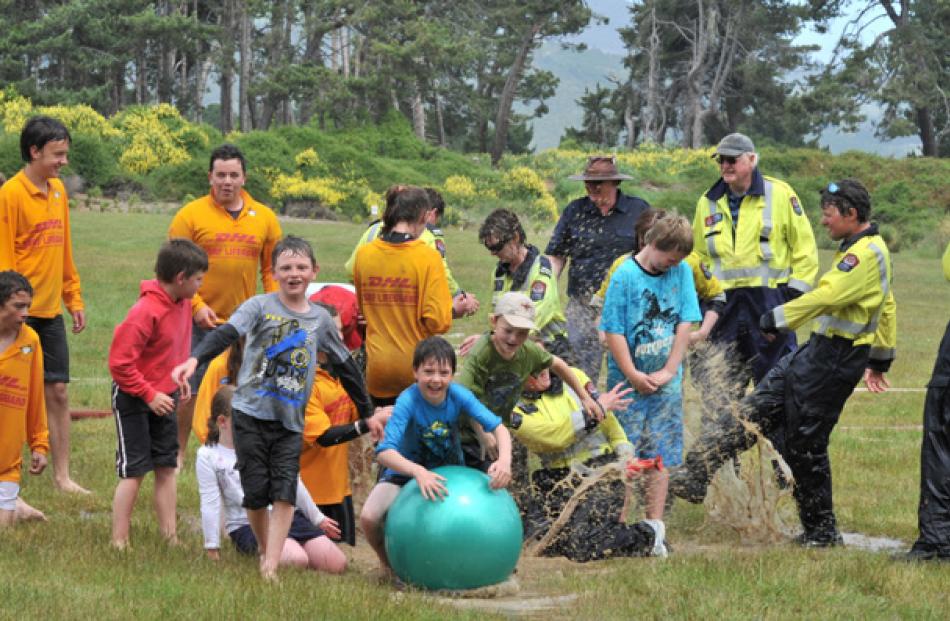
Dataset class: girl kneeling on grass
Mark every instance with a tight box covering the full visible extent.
[197,385,346,573]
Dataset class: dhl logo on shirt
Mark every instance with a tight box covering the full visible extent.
[366,277,413,289]
[0,374,26,407]
[19,218,64,250]
[214,233,258,243]
[0,375,23,390]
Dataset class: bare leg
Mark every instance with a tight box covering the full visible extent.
[46,382,89,494]
[112,476,144,547]
[279,539,309,569]
[175,399,195,470]
[153,467,177,543]
[15,497,46,522]
[360,482,400,573]
[0,509,14,527]
[261,501,294,581]
[247,507,269,559]
[304,536,348,574]
[644,469,670,521]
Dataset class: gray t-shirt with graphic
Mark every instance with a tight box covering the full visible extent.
[227,293,350,432]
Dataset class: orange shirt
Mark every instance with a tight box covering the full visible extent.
[0,172,83,317]
[0,325,48,482]
[353,238,452,398]
[168,190,282,321]
[300,369,359,505]
[191,350,231,444]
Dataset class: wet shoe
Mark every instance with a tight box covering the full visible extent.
[667,466,708,504]
[644,519,668,558]
[794,532,844,548]
[899,546,950,562]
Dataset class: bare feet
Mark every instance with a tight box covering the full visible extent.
[55,478,91,495]
[14,497,46,522]
[111,539,131,551]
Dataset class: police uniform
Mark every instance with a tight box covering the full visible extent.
[491,244,570,360]
[692,168,818,385]
[510,369,662,561]
[675,223,895,544]
[909,242,950,559]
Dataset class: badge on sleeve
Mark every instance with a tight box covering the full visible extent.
[530,280,546,301]
[705,213,723,227]
[20,345,32,354]
[700,262,713,279]
[791,197,803,216]
[837,253,860,272]
[435,238,446,257]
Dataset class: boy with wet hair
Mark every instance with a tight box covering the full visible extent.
[172,235,374,581]
[360,336,512,575]
[109,239,208,548]
[0,271,48,527]
[601,213,702,527]
[0,115,88,495]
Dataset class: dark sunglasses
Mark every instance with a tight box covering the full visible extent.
[716,155,740,165]
[584,180,607,187]
[484,239,507,253]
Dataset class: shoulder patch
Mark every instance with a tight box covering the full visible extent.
[494,278,505,292]
[517,402,538,415]
[530,280,546,302]
[20,345,32,355]
[434,238,446,257]
[836,253,860,272]
[700,262,713,280]
[705,213,723,227]
[430,226,443,236]
[790,196,803,216]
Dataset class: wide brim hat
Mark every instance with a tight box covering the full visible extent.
[567,156,634,181]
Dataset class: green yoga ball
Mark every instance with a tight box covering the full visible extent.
[384,465,523,590]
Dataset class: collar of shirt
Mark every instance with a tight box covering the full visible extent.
[495,244,540,290]
[380,230,415,244]
[705,167,766,201]
[838,223,879,252]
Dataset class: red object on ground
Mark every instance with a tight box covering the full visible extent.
[70,410,111,420]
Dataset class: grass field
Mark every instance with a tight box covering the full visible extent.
[2,210,950,619]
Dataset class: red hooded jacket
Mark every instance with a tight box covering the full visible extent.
[108,280,193,403]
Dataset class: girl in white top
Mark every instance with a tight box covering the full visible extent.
[197,385,347,573]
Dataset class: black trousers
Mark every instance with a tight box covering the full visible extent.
[912,319,950,556]
[684,334,869,539]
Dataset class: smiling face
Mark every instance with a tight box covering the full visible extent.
[273,250,317,298]
[208,158,246,208]
[489,315,530,361]
[414,356,454,405]
[28,139,70,180]
[820,202,858,242]
[0,290,31,335]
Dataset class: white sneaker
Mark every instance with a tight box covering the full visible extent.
[644,519,668,558]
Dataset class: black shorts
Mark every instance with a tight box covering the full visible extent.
[112,384,178,478]
[26,315,69,383]
[228,509,325,555]
[318,495,355,546]
[232,408,301,510]
[189,321,214,392]
[371,395,397,408]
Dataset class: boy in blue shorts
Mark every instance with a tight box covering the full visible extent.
[173,235,374,581]
[360,336,512,576]
[601,213,700,524]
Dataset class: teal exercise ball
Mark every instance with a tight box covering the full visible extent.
[384,465,523,590]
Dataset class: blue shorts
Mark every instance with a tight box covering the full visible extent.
[614,391,683,467]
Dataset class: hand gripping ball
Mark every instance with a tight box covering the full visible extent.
[384,465,523,590]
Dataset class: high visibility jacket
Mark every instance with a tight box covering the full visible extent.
[768,225,896,368]
[511,368,631,470]
[491,246,567,347]
[344,221,460,295]
[943,241,950,282]
[593,251,725,307]
[693,171,818,293]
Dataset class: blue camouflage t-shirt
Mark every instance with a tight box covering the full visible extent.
[600,257,701,394]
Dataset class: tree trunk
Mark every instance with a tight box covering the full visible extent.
[643,5,660,143]
[435,92,447,147]
[917,106,936,156]
[239,0,252,132]
[218,0,235,133]
[411,86,426,141]
[490,21,543,166]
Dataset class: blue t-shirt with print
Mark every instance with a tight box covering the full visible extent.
[377,383,502,483]
[600,257,702,394]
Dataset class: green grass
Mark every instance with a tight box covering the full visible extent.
[5,210,950,619]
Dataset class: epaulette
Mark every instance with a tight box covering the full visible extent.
[538,255,553,278]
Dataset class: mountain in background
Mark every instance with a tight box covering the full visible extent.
[525,0,921,156]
